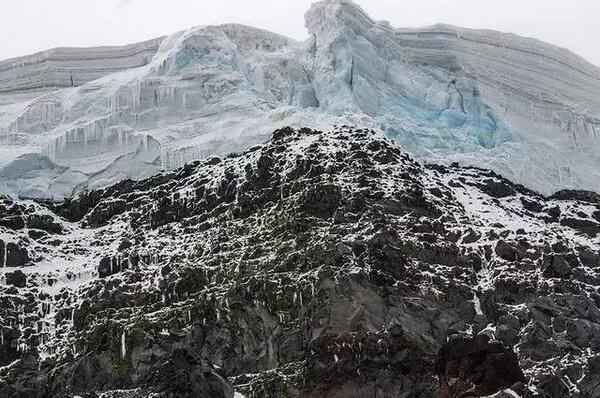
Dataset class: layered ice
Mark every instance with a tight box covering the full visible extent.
[0,37,162,105]
[0,0,599,199]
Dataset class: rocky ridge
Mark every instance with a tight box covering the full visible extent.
[0,127,599,397]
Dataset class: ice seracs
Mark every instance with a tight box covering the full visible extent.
[0,0,599,199]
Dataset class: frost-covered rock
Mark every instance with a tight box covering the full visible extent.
[0,127,599,397]
[1,1,600,198]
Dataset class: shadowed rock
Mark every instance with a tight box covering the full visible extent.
[436,335,526,398]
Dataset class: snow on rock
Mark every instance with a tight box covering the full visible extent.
[0,1,599,199]
[0,127,598,397]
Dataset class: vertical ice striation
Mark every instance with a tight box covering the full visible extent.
[121,329,127,359]
[305,0,600,193]
[0,0,599,197]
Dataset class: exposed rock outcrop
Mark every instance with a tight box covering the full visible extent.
[0,127,598,397]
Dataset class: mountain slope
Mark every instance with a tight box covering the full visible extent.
[1,0,600,199]
[0,127,599,397]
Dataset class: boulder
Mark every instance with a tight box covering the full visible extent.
[0,240,31,267]
[542,255,574,279]
[299,183,342,219]
[479,179,516,198]
[495,241,519,261]
[436,335,526,397]
[560,217,600,237]
[144,349,234,398]
[26,214,63,234]
[5,270,27,288]
[0,216,25,230]
[536,374,570,398]
[84,198,128,228]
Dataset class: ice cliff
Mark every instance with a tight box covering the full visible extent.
[0,0,599,199]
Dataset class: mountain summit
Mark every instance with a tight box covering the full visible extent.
[0,0,599,199]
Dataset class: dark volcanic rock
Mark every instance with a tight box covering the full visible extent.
[550,190,600,204]
[145,349,233,398]
[479,179,516,198]
[299,183,342,218]
[560,217,600,237]
[0,127,599,398]
[520,197,544,213]
[97,257,114,278]
[84,198,128,227]
[0,240,31,267]
[544,205,562,223]
[437,335,525,397]
[495,240,520,262]
[0,216,25,231]
[542,255,574,279]
[4,270,26,288]
[536,374,571,398]
[26,214,63,234]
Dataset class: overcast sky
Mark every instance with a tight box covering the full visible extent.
[2,0,599,66]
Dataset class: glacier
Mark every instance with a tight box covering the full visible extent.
[0,0,599,199]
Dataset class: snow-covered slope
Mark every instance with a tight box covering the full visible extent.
[1,0,600,199]
[1,127,599,397]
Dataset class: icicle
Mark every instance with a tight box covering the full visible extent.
[472,291,483,316]
[3,242,7,268]
[121,330,127,359]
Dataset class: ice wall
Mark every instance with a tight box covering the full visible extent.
[305,0,600,192]
[0,38,163,102]
[0,0,599,199]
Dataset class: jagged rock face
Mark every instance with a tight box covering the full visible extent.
[1,0,600,199]
[0,127,599,397]
[437,335,526,397]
